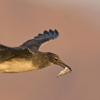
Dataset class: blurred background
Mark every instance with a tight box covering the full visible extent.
[0,0,100,100]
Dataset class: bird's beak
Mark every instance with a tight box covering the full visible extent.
[59,61,72,71]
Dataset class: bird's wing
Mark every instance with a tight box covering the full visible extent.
[0,44,16,62]
[20,29,59,51]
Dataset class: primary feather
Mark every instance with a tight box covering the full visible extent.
[20,29,59,51]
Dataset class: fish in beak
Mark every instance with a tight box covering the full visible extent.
[57,61,72,77]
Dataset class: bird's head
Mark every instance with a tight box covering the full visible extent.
[47,52,72,71]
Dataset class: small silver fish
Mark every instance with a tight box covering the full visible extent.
[57,67,71,77]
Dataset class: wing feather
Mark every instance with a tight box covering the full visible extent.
[20,29,59,51]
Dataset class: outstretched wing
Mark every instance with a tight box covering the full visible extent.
[20,29,59,51]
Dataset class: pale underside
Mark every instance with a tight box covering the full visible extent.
[0,59,37,73]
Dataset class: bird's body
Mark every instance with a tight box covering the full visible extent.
[0,29,72,75]
[0,49,52,73]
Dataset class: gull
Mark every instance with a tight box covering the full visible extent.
[0,29,72,75]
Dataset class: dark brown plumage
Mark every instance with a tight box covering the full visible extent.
[0,29,72,73]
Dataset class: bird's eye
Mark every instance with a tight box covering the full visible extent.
[54,57,58,61]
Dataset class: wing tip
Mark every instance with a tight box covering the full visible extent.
[48,29,59,38]
[34,29,59,40]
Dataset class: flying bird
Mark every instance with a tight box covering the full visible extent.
[0,29,72,75]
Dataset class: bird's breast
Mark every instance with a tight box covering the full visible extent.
[0,58,38,73]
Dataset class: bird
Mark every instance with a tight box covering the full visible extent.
[0,29,72,74]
